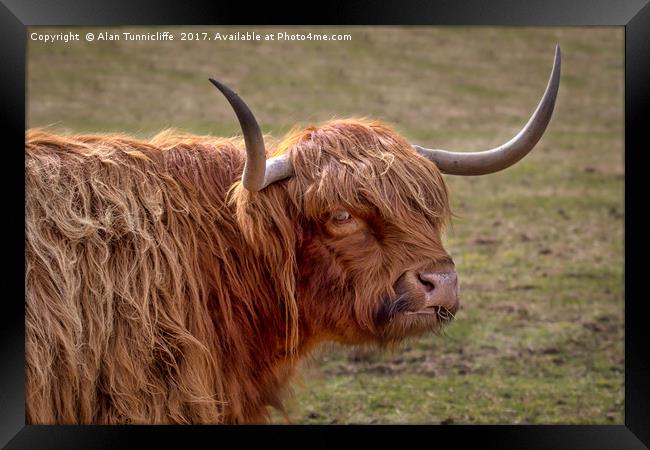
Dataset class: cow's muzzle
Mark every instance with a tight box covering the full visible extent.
[412,271,460,315]
[395,268,460,317]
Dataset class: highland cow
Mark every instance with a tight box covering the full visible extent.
[25,47,560,424]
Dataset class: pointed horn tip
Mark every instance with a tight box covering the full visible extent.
[209,78,226,91]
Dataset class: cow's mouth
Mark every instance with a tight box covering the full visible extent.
[382,295,456,325]
[404,305,456,324]
[375,294,457,343]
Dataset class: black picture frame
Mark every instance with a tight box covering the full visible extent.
[3,0,648,448]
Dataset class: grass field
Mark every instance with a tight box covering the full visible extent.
[27,26,624,424]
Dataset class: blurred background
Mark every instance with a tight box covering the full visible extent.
[27,26,624,424]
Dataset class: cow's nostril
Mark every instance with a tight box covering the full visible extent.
[417,273,435,292]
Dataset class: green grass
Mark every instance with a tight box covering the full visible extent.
[281,374,622,424]
[27,26,624,424]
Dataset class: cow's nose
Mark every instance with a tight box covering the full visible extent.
[417,271,460,313]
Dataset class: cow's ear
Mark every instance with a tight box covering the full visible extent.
[232,184,297,257]
[231,184,301,353]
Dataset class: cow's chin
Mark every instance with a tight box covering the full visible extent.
[376,301,455,344]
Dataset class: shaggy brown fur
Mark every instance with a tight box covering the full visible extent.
[25,119,453,424]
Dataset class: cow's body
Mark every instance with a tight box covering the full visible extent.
[26,130,300,423]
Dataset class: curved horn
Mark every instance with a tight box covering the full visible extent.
[415,45,561,176]
[209,79,293,191]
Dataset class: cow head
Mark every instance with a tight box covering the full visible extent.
[212,46,560,350]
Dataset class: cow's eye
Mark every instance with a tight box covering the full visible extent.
[331,209,352,223]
